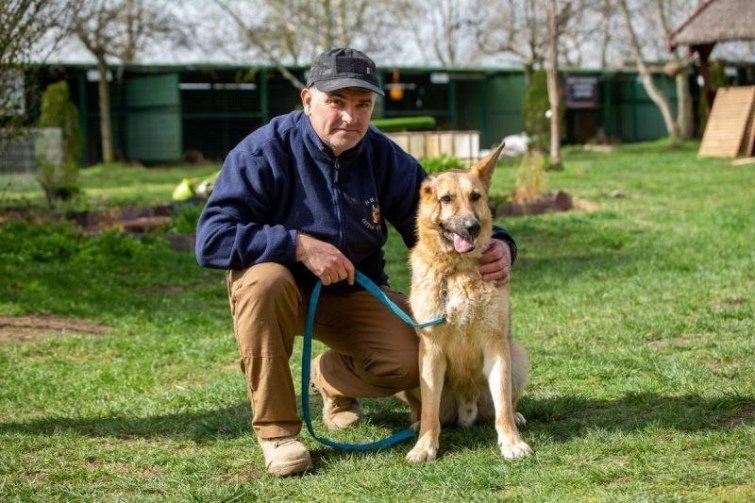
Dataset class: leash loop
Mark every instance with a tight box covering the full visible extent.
[301,271,444,452]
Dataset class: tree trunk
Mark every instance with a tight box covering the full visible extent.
[546,0,562,167]
[676,69,694,139]
[95,53,114,163]
[619,0,680,146]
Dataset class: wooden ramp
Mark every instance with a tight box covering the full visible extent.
[699,86,755,158]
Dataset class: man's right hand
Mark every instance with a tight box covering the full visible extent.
[295,233,355,285]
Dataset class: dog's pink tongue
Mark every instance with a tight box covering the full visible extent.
[453,234,474,253]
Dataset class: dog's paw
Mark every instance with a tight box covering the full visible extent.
[406,445,438,463]
[514,412,527,428]
[410,420,420,432]
[498,438,533,460]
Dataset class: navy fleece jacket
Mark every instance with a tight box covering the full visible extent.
[195,110,516,290]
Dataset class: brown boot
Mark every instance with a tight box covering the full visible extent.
[259,436,312,476]
[311,355,363,430]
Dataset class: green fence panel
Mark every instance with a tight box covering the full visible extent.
[485,74,526,146]
[456,80,484,133]
[125,73,181,162]
[614,74,678,142]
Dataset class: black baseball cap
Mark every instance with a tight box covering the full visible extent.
[306,48,384,96]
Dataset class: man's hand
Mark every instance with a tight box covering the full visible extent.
[479,239,512,285]
[296,233,355,285]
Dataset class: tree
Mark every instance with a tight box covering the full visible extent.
[614,0,702,144]
[546,0,567,168]
[0,0,73,137]
[618,0,679,145]
[403,0,484,68]
[212,0,409,89]
[477,0,550,81]
[70,0,184,163]
[653,0,695,139]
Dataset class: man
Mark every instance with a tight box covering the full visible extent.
[195,48,516,476]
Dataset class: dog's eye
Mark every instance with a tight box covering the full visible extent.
[439,195,452,204]
[470,192,481,202]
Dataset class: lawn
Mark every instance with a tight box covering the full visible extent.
[0,141,753,501]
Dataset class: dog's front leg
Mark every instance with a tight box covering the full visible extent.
[406,336,446,463]
[484,344,533,460]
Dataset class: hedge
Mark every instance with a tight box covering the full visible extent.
[371,116,436,132]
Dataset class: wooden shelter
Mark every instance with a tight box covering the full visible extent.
[669,0,755,157]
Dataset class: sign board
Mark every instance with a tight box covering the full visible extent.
[565,76,599,109]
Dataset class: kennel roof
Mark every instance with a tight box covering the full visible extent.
[669,0,755,50]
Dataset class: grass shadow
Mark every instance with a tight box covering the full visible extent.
[1,393,751,451]
[0,402,253,443]
[521,392,754,440]
[399,392,755,457]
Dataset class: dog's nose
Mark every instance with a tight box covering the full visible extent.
[464,219,481,237]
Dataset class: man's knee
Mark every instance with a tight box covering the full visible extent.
[360,350,419,391]
[230,263,300,308]
[229,263,302,358]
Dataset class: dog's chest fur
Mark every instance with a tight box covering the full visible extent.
[410,255,510,393]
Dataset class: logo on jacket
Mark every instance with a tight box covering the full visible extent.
[361,197,381,231]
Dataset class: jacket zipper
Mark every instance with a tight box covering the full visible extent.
[332,158,345,250]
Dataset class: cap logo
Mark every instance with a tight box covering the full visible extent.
[366,67,371,75]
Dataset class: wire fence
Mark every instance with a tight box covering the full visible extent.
[0,128,62,175]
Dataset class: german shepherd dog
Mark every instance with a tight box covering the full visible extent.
[405,143,532,462]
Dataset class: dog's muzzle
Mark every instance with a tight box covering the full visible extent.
[441,217,480,253]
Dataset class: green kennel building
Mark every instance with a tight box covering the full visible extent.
[33,62,705,165]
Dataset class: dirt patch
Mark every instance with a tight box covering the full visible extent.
[1,204,196,252]
[492,190,576,217]
[716,404,755,429]
[0,205,172,234]
[0,314,110,343]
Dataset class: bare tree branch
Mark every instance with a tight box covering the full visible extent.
[618,0,680,144]
[1,0,75,136]
[69,0,186,162]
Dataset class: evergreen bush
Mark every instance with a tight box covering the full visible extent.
[38,81,82,166]
[37,81,82,203]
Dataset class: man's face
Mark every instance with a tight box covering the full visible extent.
[301,86,376,156]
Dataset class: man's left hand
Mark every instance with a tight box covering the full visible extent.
[479,239,512,285]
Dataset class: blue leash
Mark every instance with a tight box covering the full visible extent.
[301,270,445,452]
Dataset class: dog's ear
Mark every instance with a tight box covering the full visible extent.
[471,142,505,191]
[420,176,436,200]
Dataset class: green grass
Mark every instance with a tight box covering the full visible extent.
[1,141,753,501]
[0,163,219,209]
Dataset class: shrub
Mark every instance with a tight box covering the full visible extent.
[522,70,564,151]
[37,81,82,203]
[420,154,465,174]
[512,151,548,204]
[38,81,82,166]
[37,160,80,204]
[371,116,436,132]
[169,202,204,234]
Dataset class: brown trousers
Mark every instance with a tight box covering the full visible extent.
[227,263,419,440]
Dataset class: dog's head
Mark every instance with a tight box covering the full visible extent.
[416,143,504,255]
